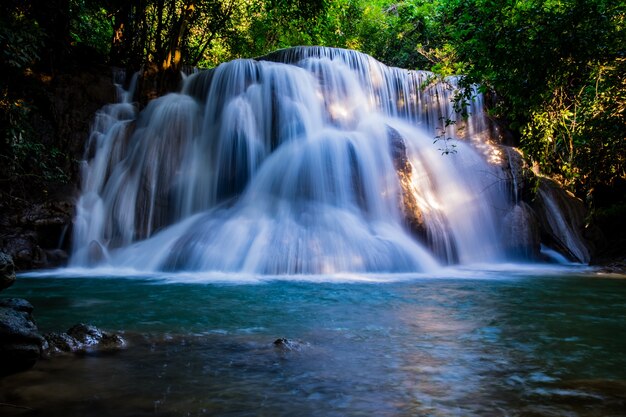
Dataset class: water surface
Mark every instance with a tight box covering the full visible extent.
[2,267,625,416]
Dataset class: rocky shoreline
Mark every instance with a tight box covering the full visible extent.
[0,298,127,377]
[0,252,126,376]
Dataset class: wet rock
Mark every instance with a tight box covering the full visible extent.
[476,145,599,264]
[387,126,458,263]
[44,249,69,267]
[273,338,308,352]
[502,203,542,260]
[492,145,535,202]
[19,201,73,229]
[387,126,426,239]
[20,201,74,253]
[503,147,530,200]
[0,298,45,375]
[67,323,106,346]
[0,298,34,313]
[0,252,16,291]
[87,240,106,264]
[1,199,74,270]
[532,178,595,263]
[1,230,39,268]
[593,258,626,275]
[43,331,83,353]
[44,323,126,355]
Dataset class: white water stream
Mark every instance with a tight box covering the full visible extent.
[71,47,577,273]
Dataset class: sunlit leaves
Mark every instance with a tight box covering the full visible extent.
[440,0,625,193]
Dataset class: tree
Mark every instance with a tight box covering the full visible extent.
[440,0,625,194]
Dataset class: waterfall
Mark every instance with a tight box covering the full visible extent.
[71,46,569,274]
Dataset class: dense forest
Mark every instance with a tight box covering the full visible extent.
[1,0,625,256]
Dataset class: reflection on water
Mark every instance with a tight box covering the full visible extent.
[1,270,625,416]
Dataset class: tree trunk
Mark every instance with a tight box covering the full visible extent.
[162,1,196,72]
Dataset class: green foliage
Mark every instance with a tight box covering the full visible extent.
[0,14,43,70]
[0,100,69,185]
[222,0,452,71]
[0,5,70,194]
[69,0,113,55]
[440,0,626,194]
[434,117,458,155]
[2,0,624,202]
[1,93,70,189]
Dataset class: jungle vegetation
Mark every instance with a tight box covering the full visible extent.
[1,0,624,215]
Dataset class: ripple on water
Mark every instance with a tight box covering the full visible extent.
[1,270,625,416]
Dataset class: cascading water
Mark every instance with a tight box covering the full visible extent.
[71,47,544,274]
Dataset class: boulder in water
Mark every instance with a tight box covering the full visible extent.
[273,338,308,352]
[0,252,16,291]
[0,298,45,375]
[44,323,126,355]
[87,240,107,264]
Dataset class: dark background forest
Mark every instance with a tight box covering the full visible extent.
[1,0,625,265]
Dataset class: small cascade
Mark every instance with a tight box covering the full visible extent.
[71,46,587,273]
[72,71,138,265]
[532,178,592,263]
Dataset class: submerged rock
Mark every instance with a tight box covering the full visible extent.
[0,252,16,291]
[273,338,308,352]
[0,298,45,376]
[44,323,126,355]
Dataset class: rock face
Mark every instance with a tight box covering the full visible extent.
[1,200,74,270]
[388,127,460,263]
[387,126,426,239]
[501,202,542,259]
[392,139,596,264]
[491,146,596,263]
[498,146,534,202]
[532,177,594,263]
[0,298,45,376]
[0,252,16,291]
[43,323,126,355]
